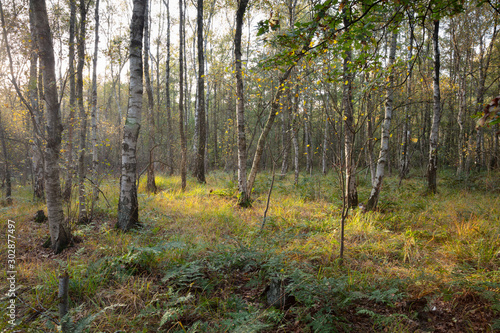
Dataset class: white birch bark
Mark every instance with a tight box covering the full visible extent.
[235,0,250,206]
[117,0,146,231]
[427,20,441,193]
[367,30,397,211]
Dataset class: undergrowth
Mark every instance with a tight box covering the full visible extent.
[0,170,498,332]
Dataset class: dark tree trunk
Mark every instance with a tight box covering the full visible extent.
[90,0,100,203]
[179,0,187,191]
[194,0,206,183]
[28,6,45,200]
[77,0,88,223]
[31,0,71,253]
[63,0,76,202]
[163,0,173,175]
[144,0,157,193]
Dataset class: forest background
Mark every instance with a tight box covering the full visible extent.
[0,0,499,331]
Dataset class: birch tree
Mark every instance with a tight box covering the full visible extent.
[367,30,398,211]
[235,0,250,206]
[427,19,441,193]
[117,0,146,231]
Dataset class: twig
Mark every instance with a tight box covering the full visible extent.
[84,176,111,208]
[261,160,276,232]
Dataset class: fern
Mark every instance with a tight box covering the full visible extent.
[59,304,126,333]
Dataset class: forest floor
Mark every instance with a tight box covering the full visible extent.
[0,169,499,332]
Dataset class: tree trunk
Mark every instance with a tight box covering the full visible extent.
[163,0,173,175]
[77,0,88,224]
[235,0,250,206]
[28,7,45,200]
[117,0,146,231]
[280,95,291,176]
[365,74,376,185]
[0,113,12,205]
[91,0,100,203]
[427,20,441,194]
[213,82,218,168]
[144,0,157,193]
[247,67,294,195]
[457,72,466,175]
[292,87,300,185]
[194,0,206,183]
[179,0,187,191]
[63,0,76,202]
[400,19,413,180]
[322,111,329,175]
[31,0,71,253]
[367,30,397,211]
[304,105,312,175]
[343,43,358,207]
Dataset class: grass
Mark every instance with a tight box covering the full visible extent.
[0,169,499,332]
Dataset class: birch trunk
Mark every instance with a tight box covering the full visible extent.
[367,30,397,211]
[235,0,250,206]
[194,0,206,183]
[77,0,88,224]
[427,20,441,194]
[91,0,99,202]
[117,0,146,231]
[144,0,157,193]
[31,0,71,253]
